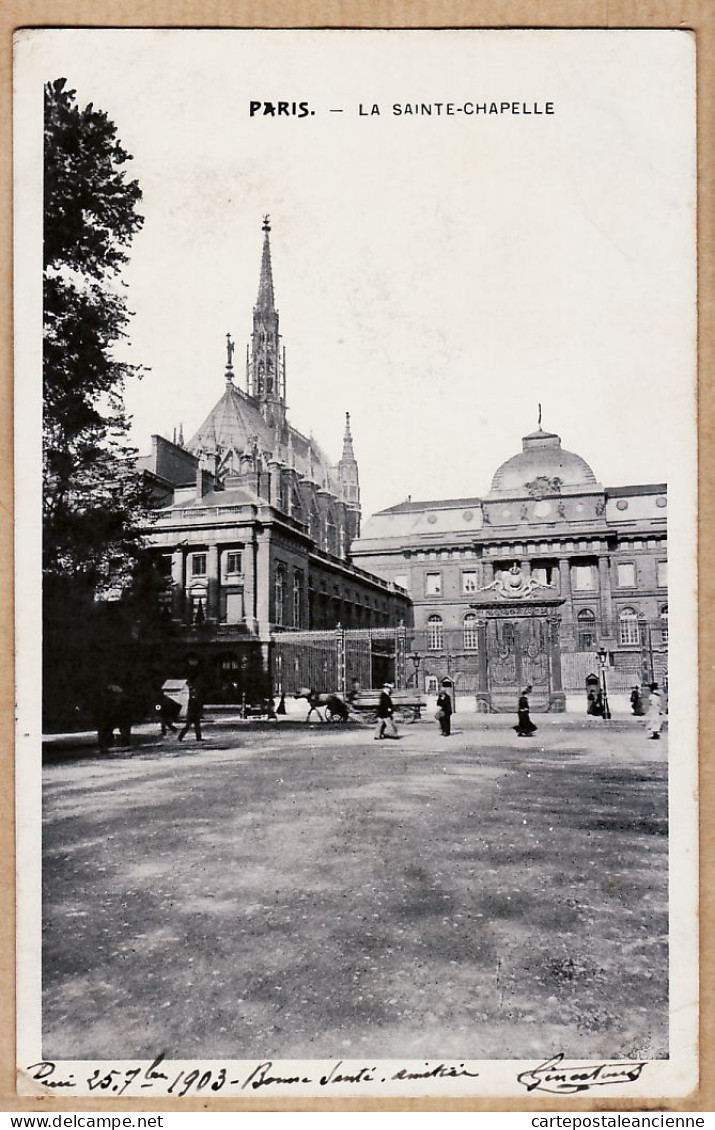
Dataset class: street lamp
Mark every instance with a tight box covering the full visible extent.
[411,653,422,719]
[596,646,611,720]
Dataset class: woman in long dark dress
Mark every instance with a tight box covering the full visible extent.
[514,684,537,737]
[436,684,453,736]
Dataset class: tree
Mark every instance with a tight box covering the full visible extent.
[43,77,145,597]
[43,79,154,726]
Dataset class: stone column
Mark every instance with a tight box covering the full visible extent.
[476,619,490,712]
[558,558,573,642]
[207,544,220,621]
[243,529,258,634]
[522,560,532,577]
[598,555,614,637]
[548,616,565,712]
[171,548,185,620]
[255,529,272,637]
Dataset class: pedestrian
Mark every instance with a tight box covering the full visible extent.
[156,690,180,735]
[178,682,203,742]
[646,682,663,740]
[374,683,398,740]
[514,684,537,737]
[630,685,644,716]
[435,682,453,736]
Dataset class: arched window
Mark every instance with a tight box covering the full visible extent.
[463,613,478,651]
[577,608,596,652]
[660,604,668,646]
[274,567,284,627]
[619,607,640,646]
[427,614,443,650]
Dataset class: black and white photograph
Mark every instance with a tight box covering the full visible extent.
[14,28,698,1100]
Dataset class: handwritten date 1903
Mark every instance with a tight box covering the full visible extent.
[25,1055,482,1098]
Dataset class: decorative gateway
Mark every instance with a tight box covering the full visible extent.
[469,562,565,713]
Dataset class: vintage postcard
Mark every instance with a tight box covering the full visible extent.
[14,28,698,1102]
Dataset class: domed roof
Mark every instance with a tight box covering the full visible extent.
[489,428,598,495]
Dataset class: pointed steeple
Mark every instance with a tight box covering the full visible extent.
[247,215,286,406]
[338,409,360,528]
[341,412,356,461]
[256,215,276,311]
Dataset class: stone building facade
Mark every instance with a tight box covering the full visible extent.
[350,426,668,711]
[138,219,410,699]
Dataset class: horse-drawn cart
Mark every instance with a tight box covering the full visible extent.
[346,690,426,724]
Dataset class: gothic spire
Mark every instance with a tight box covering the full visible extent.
[341,411,356,461]
[248,215,284,404]
[256,214,275,312]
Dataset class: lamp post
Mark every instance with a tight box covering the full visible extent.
[411,653,422,718]
[597,646,611,720]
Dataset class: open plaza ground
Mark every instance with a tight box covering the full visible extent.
[41,712,668,1062]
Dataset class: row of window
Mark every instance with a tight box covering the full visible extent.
[426,614,479,651]
[188,551,243,578]
[405,561,668,597]
[422,606,669,651]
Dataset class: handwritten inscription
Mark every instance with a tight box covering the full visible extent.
[517,1054,648,1095]
[27,1053,650,1097]
[25,1056,481,1097]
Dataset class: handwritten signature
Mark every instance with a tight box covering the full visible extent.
[25,1056,479,1097]
[517,1054,647,1095]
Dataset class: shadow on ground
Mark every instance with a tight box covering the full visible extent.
[41,715,668,1061]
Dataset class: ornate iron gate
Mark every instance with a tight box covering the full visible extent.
[486,617,551,712]
[271,625,408,695]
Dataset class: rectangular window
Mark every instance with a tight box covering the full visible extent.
[657,561,668,587]
[462,571,478,593]
[226,551,243,575]
[425,572,442,596]
[532,565,554,586]
[617,563,636,588]
[191,553,207,577]
[572,564,595,591]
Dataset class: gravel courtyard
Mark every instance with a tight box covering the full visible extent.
[42,713,668,1062]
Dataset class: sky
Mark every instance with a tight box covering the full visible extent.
[17,28,696,517]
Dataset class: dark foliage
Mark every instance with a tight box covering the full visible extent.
[43,79,174,727]
[43,77,146,596]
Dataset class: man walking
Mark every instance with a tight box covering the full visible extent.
[178,681,203,742]
[374,683,398,740]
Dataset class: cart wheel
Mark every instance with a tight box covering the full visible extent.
[326,706,341,722]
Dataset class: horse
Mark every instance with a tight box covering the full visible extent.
[293,688,350,723]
